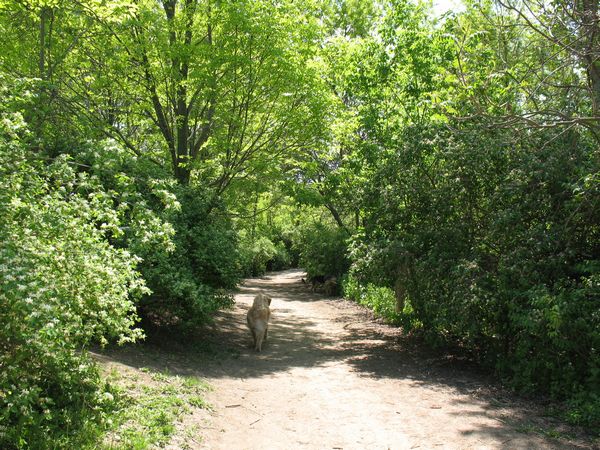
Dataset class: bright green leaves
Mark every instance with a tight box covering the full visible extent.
[0,141,147,349]
[0,119,147,447]
[323,0,379,38]
[299,1,600,430]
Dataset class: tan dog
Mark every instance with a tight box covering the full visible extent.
[246,292,271,352]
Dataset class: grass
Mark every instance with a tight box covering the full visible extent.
[99,364,212,449]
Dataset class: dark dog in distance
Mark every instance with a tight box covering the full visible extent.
[303,275,339,296]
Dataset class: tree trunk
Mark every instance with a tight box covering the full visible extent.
[323,201,351,236]
[39,7,47,79]
[580,0,600,120]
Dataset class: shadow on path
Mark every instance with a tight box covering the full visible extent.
[102,270,478,386]
[98,269,595,449]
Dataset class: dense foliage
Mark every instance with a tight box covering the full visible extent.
[1,0,599,445]
[301,0,600,427]
[0,110,144,447]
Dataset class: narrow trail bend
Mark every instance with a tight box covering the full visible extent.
[192,270,587,449]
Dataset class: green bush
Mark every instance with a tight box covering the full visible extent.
[237,231,294,276]
[340,273,362,302]
[294,222,350,279]
[0,117,144,448]
[269,241,292,271]
[565,391,600,429]
[342,274,420,329]
[70,143,237,331]
[238,235,277,276]
[355,283,399,322]
[351,122,600,427]
[130,188,237,330]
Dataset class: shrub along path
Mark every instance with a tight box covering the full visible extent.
[104,270,595,449]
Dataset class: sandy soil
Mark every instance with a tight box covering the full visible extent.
[103,270,597,449]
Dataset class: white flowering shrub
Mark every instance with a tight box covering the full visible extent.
[0,116,146,448]
[69,141,237,331]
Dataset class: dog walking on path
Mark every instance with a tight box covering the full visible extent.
[246,292,271,352]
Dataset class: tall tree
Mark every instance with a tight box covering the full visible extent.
[451,0,600,138]
[56,0,327,190]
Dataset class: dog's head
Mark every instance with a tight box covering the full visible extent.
[253,292,271,308]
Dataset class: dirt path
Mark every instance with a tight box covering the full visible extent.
[197,270,595,450]
[104,270,594,449]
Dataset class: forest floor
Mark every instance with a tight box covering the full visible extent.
[99,269,598,449]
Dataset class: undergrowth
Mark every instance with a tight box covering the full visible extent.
[100,364,212,449]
